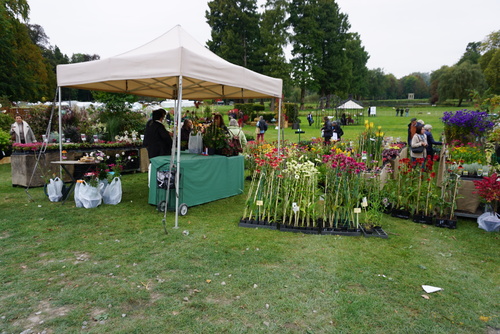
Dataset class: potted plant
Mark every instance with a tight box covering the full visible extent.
[473,173,500,213]
[202,124,228,155]
[0,129,12,159]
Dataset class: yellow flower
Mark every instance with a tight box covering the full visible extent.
[377,126,382,130]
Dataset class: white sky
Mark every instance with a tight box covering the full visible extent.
[27,0,500,79]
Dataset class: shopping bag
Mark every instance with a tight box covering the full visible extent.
[188,133,203,154]
[477,212,500,232]
[79,181,103,209]
[103,177,122,205]
[47,177,64,202]
[74,180,84,208]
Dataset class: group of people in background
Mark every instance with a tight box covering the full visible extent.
[408,117,442,163]
[395,108,410,117]
[321,116,343,145]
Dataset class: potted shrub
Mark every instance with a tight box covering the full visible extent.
[0,129,12,159]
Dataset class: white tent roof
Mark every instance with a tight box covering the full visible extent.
[337,99,364,109]
[56,25,282,100]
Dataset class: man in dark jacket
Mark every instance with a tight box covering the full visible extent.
[143,109,173,159]
[424,124,442,161]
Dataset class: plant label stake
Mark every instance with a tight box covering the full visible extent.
[257,200,263,221]
[354,208,361,229]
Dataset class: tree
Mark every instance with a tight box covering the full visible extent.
[288,0,319,109]
[399,75,429,99]
[457,42,481,65]
[259,0,292,99]
[429,66,449,104]
[344,33,369,100]
[438,62,487,106]
[365,68,387,100]
[206,0,261,71]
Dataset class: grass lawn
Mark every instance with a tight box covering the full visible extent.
[1,107,499,333]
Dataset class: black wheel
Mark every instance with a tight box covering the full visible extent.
[179,203,188,216]
[157,200,167,212]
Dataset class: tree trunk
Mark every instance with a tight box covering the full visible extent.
[300,88,306,111]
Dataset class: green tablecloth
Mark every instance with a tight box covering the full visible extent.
[148,153,244,208]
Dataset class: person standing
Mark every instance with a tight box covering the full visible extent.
[407,118,418,145]
[321,116,333,145]
[143,108,173,159]
[228,118,247,148]
[256,116,268,143]
[410,124,428,163]
[10,115,36,144]
[424,124,442,161]
[307,112,314,126]
[332,121,344,141]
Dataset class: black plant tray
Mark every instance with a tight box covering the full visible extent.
[238,219,278,230]
[320,228,362,236]
[280,225,319,234]
[412,214,434,225]
[391,209,410,219]
[361,226,388,239]
[435,218,457,229]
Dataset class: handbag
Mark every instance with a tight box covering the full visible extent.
[411,146,424,153]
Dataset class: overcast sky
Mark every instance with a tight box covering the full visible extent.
[28,0,500,79]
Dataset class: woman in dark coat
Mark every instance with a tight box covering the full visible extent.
[143,108,173,159]
[321,116,333,145]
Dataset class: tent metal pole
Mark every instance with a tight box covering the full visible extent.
[174,76,183,229]
[277,98,282,155]
[57,86,63,176]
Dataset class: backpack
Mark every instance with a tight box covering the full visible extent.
[223,130,243,156]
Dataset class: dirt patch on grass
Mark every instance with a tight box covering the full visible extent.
[0,231,10,239]
[13,299,73,332]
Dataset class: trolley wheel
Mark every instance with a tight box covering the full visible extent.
[157,200,167,212]
[179,203,188,216]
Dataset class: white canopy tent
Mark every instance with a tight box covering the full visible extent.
[337,99,363,110]
[56,25,283,227]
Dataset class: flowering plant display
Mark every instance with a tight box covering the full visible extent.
[447,141,486,165]
[473,173,500,212]
[356,120,384,170]
[441,109,494,144]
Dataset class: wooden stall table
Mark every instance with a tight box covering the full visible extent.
[148,153,244,211]
[51,160,97,204]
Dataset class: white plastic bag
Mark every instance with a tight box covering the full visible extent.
[79,181,103,209]
[102,177,122,205]
[74,180,84,208]
[477,212,500,232]
[47,177,63,202]
[188,133,203,154]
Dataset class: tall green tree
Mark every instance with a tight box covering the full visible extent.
[438,61,487,106]
[259,0,291,99]
[288,0,319,109]
[478,30,500,94]
[457,42,481,65]
[429,66,449,104]
[206,0,261,71]
[344,33,369,100]
[365,68,387,100]
[0,1,54,102]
